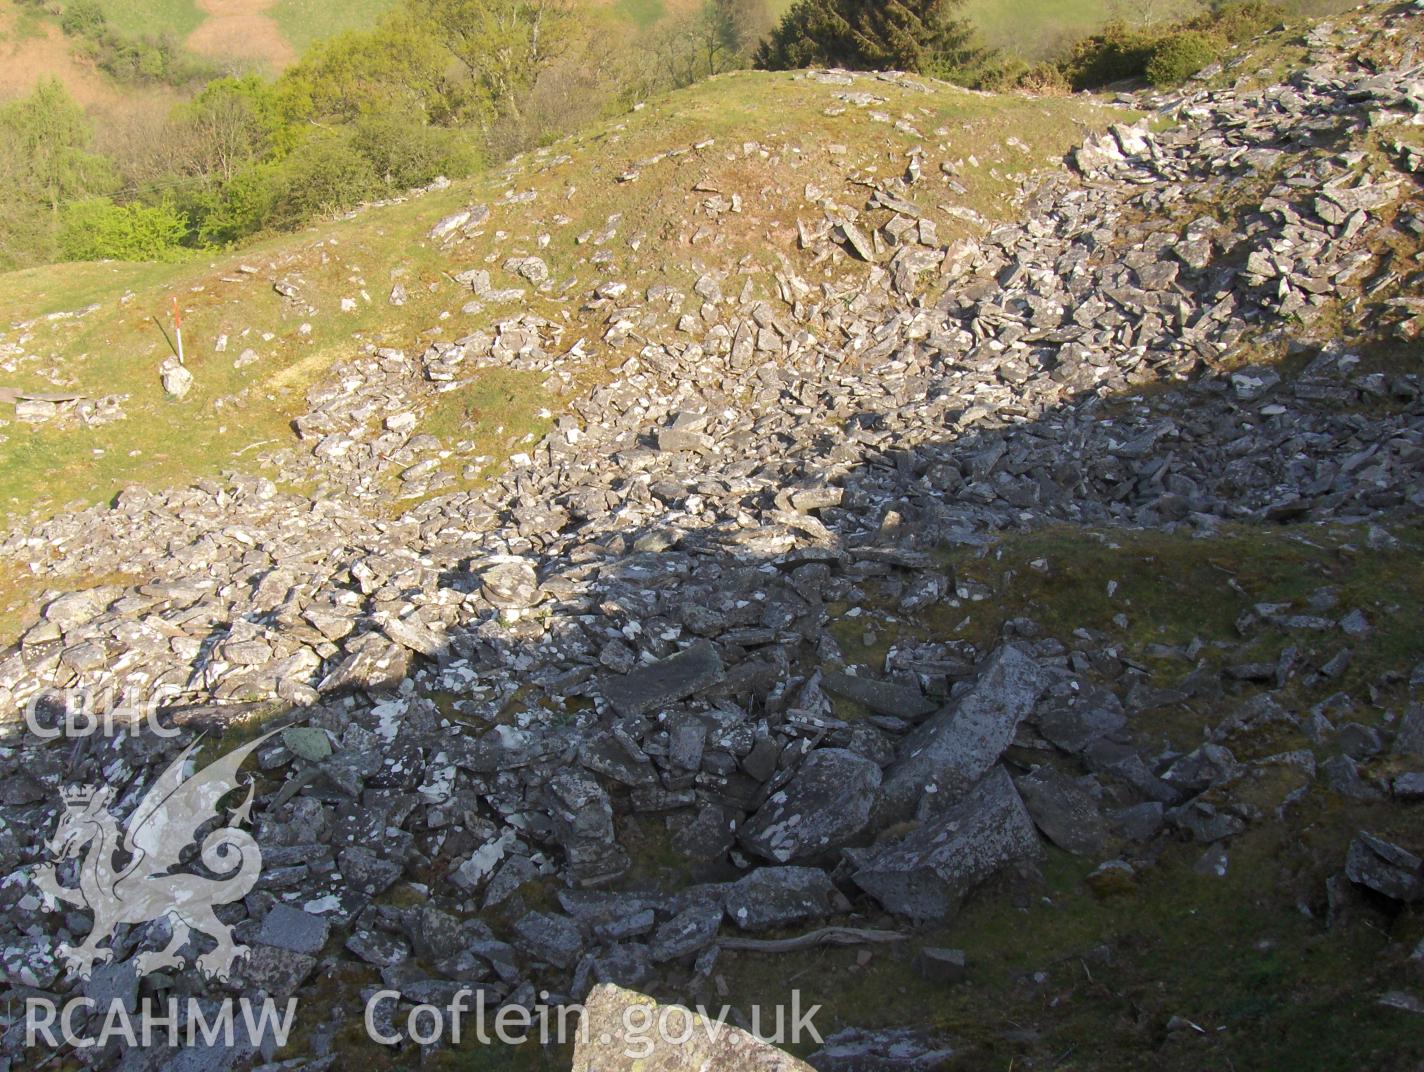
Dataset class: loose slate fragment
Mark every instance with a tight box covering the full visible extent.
[876,645,1052,824]
[599,639,726,717]
[740,749,881,862]
[822,669,938,719]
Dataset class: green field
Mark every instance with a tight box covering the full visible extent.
[963,0,1361,58]
[962,0,1116,58]
[90,0,397,54]
[614,0,668,30]
[42,0,1378,74]
[97,0,204,40]
[270,0,397,54]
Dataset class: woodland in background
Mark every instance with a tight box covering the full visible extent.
[0,0,1287,271]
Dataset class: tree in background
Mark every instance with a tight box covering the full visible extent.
[484,12,646,157]
[650,0,776,90]
[410,0,574,126]
[720,0,778,55]
[754,0,854,69]
[1109,0,1191,27]
[352,104,479,188]
[177,77,284,186]
[278,13,470,128]
[0,79,113,217]
[0,79,113,267]
[58,0,106,38]
[266,127,381,229]
[756,0,989,81]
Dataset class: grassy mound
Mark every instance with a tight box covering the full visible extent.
[0,70,1121,524]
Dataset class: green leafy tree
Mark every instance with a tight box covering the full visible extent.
[59,0,106,37]
[1145,29,1223,85]
[0,78,113,216]
[1059,20,1161,88]
[0,82,100,265]
[174,76,285,187]
[410,0,573,123]
[268,128,379,230]
[352,106,479,189]
[755,0,854,68]
[0,78,114,265]
[58,197,187,261]
[756,0,986,79]
[278,12,468,128]
[1199,1,1283,42]
[194,162,280,246]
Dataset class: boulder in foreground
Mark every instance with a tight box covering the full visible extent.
[571,983,813,1071]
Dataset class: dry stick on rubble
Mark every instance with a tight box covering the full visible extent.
[716,927,907,953]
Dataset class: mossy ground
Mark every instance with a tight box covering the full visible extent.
[232,520,1424,1072]
[806,519,1424,1071]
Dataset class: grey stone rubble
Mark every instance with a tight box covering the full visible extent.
[0,7,1423,1069]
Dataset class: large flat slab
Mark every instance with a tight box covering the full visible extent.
[599,639,725,717]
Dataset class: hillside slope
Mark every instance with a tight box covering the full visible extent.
[0,70,1116,523]
[0,4,1423,1071]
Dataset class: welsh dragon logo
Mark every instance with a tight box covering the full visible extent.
[32,731,275,982]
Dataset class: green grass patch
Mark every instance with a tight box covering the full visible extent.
[961,0,1118,60]
[714,814,1422,1070]
[10,2,47,42]
[960,0,1359,62]
[96,0,204,41]
[719,522,1424,1071]
[270,0,398,54]
[934,521,1424,740]
[614,0,666,31]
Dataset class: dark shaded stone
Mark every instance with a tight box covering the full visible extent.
[876,645,1052,824]
[599,639,726,718]
[913,947,967,985]
[1346,832,1424,902]
[822,669,938,720]
[850,766,1041,921]
[257,904,331,955]
[740,748,881,862]
[1014,767,1108,855]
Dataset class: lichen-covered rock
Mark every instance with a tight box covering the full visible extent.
[740,748,881,862]
[724,866,839,930]
[876,646,1053,824]
[809,1026,958,1071]
[850,765,1042,921]
[571,984,815,1071]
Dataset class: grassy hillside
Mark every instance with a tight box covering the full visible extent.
[0,70,1123,527]
[962,0,1115,58]
[962,0,1362,59]
[98,0,204,39]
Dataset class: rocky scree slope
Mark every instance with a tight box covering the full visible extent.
[3,2,1424,1070]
